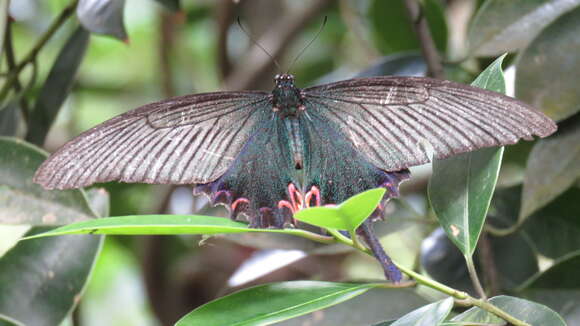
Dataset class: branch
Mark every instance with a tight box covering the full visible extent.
[223,0,335,91]
[0,0,79,102]
[215,0,236,80]
[402,0,444,79]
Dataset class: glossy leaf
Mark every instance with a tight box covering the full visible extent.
[519,249,580,290]
[285,288,428,326]
[0,229,103,326]
[0,137,96,225]
[429,55,506,256]
[25,26,90,146]
[452,295,566,326]
[175,281,374,326]
[520,116,580,219]
[468,0,580,56]
[22,214,331,240]
[77,0,127,41]
[0,315,23,326]
[391,297,453,326]
[370,0,447,54]
[294,188,386,231]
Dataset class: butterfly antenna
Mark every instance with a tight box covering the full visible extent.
[236,17,282,72]
[286,16,328,74]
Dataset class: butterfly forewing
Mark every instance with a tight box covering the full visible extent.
[33,91,271,189]
[303,76,556,172]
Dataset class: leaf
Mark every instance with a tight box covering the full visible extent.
[369,0,447,54]
[154,0,180,11]
[285,288,429,326]
[22,214,336,241]
[0,314,24,326]
[175,281,375,326]
[0,0,8,58]
[520,116,580,219]
[294,188,386,232]
[429,55,507,256]
[0,137,97,225]
[452,295,566,326]
[0,101,18,136]
[25,26,90,146]
[391,297,454,326]
[468,0,580,56]
[519,249,580,290]
[356,53,427,78]
[0,229,103,326]
[515,4,580,121]
[77,0,128,41]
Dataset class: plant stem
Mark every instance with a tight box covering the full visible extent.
[0,0,79,102]
[465,255,487,299]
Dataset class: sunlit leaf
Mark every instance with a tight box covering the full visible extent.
[391,297,453,326]
[468,0,580,56]
[77,0,127,41]
[516,5,580,121]
[520,116,580,219]
[429,55,506,256]
[25,26,90,146]
[175,281,375,326]
[294,188,386,231]
[0,137,97,225]
[452,295,566,325]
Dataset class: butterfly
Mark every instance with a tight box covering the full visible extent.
[33,73,556,281]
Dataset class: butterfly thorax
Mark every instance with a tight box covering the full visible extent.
[272,74,304,118]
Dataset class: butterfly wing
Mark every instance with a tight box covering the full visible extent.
[34,91,271,189]
[302,76,557,172]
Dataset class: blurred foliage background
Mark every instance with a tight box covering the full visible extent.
[1,0,580,325]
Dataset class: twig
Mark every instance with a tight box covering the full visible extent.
[402,0,444,79]
[465,255,487,300]
[158,11,179,97]
[3,19,30,120]
[223,0,335,91]
[0,0,79,102]
[216,0,236,80]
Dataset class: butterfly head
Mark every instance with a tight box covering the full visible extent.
[272,74,303,117]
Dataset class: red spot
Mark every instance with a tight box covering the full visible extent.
[231,198,249,212]
[304,186,321,207]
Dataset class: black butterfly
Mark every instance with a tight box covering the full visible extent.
[34,74,556,281]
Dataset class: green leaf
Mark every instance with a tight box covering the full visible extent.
[452,295,566,326]
[0,136,97,225]
[175,281,375,326]
[369,0,447,54]
[25,26,90,146]
[391,297,454,326]
[154,0,180,11]
[294,188,386,231]
[0,229,103,326]
[520,117,580,220]
[519,249,580,290]
[429,55,507,256]
[0,0,8,62]
[468,0,580,56]
[0,101,18,137]
[22,214,334,242]
[77,0,128,41]
[516,5,580,121]
[0,314,24,326]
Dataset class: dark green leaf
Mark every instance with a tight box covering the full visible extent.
[0,137,97,225]
[370,0,447,54]
[519,250,580,290]
[0,229,103,326]
[175,281,375,326]
[520,107,580,219]
[516,5,580,121]
[452,295,566,325]
[284,289,428,326]
[77,0,127,40]
[391,298,453,326]
[0,314,24,326]
[0,102,18,136]
[468,0,580,56]
[429,55,506,256]
[294,188,386,231]
[25,26,90,146]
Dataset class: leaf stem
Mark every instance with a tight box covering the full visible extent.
[465,255,487,299]
[0,0,79,102]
